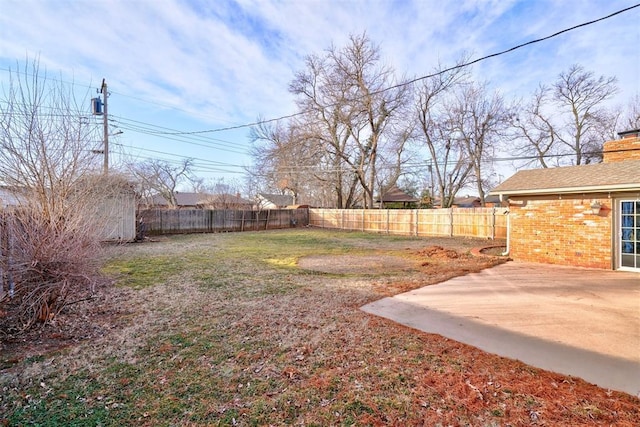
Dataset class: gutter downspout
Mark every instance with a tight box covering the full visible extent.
[499,194,510,256]
[502,210,510,256]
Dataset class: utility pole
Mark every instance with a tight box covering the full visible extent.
[101,79,109,174]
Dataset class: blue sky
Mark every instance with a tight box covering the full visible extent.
[1,0,638,188]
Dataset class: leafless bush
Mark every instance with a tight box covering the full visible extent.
[0,175,130,332]
[2,210,98,330]
[0,59,131,333]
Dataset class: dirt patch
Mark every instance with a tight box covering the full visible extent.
[416,245,460,259]
[298,245,500,275]
[297,245,508,297]
[298,254,414,274]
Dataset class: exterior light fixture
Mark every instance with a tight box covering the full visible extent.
[590,201,602,215]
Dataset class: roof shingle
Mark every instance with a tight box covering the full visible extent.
[379,185,418,203]
[491,160,640,196]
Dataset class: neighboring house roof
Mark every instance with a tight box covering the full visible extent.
[379,186,418,203]
[484,195,502,205]
[490,159,640,197]
[258,193,294,207]
[431,195,500,207]
[205,193,254,206]
[452,196,481,207]
[151,192,254,207]
[151,192,209,206]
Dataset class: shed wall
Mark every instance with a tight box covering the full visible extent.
[99,192,137,241]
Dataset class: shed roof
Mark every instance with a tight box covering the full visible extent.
[490,159,640,196]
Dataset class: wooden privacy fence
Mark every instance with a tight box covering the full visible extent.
[309,208,507,239]
[139,208,310,235]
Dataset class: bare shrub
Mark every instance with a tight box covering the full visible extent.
[0,175,131,332]
[0,58,132,333]
[3,210,98,328]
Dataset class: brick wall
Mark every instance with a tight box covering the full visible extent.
[509,195,612,269]
[603,136,640,163]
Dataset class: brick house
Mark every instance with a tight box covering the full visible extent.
[490,130,640,271]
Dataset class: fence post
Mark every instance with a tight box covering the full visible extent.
[449,208,454,237]
[386,210,390,235]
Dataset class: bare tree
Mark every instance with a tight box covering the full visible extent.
[329,34,411,208]
[0,58,103,218]
[510,86,561,168]
[514,64,619,167]
[554,65,619,164]
[249,119,318,206]
[415,59,473,208]
[619,93,640,131]
[129,158,195,208]
[0,58,126,330]
[449,82,511,205]
[287,33,411,208]
[288,52,360,208]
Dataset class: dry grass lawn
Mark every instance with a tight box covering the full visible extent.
[1,229,638,426]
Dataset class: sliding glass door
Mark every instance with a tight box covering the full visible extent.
[620,200,640,271]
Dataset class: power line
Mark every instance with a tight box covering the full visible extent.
[153,3,640,136]
[112,142,246,172]
[0,99,251,160]
[115,123,249,155]
[112,116,249,153]
[107,90,240,126]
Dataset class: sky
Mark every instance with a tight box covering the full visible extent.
[0,0,639,191]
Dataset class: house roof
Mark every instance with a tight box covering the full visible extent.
[258,193,294,207]
[453,196,480,207]
[490,159,640,196]
[151,192,208,206]
[379,185,419,203]
[151,192,253,206]
[206,193,254,205]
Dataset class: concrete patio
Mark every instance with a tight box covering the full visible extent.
[362,261,640,396]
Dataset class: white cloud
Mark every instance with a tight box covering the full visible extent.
[0,0,638,179]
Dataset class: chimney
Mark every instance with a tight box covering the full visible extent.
[602,129,640,163]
